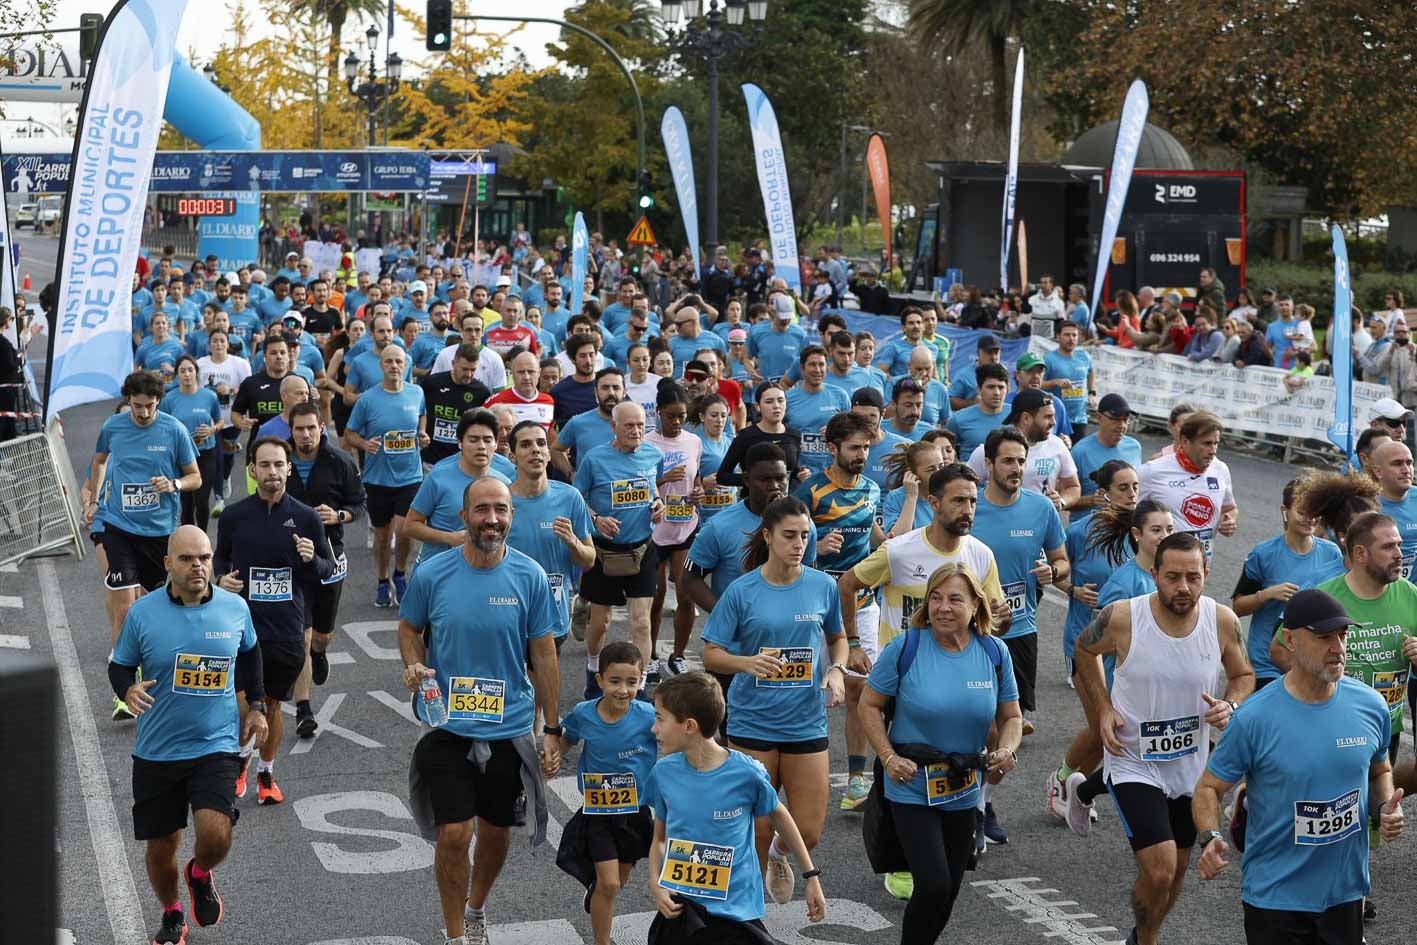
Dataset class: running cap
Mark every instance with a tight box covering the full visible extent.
[728,328,748,343]
[1015,352,1045,372]
[1097,393,1135,417]
[1004,388,1050,425]
[1281,588,1358,636]
[976,334,1001,351]
[683,360,711,379]
[495,275,512,287]
[408,280,428,295]
[281,311,305,327]
[771,295,795,320]
[1370,397,1413,422]
[286,251,299,259]
[850,387,885,409]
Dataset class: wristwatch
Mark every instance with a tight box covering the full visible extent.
[829,662,847,676]
[542,724,564,737]
[1200,830,1225,849]
[247,702,267,714]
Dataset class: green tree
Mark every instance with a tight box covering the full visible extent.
[304,0,385,85]
[905,0,1031,134]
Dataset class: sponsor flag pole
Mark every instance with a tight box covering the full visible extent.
[741,84,801,295]
[1087,79,1149,323]
[1327,224,1356,470]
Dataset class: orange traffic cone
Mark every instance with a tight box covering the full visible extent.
[21,272,30,291]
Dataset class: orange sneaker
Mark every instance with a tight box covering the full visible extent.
[256,770,284,805]
[234,757,250,799]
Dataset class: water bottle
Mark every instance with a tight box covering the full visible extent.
[419,674,448,728]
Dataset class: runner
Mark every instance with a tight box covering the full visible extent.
[701,495,847,905]
[83,370,203,721]
[884,377,936,442]
[1071,393,1144,521]
[892,345,952,428]
[485,351,555,427]
[1292,471,1381,556]
[215,437,335,804]
[1057,460,1138,679]
[1195,587,1403,945]
[693,393,737,530]
[231,334,307,444]
[110,525,268,945]
[1042,321,1095,439]
[645,380,702,683]
[851,387,910,499]
[431,309,508,391]
[1074,532,1253,945]
[747,294,808,383]
[418,343,494,466]
[786,345,852,477]
[399,477,563,945]
[551,366,624,477]
[945,362,1010,458]
[881,439,947,538]
[403,408,511,567]
[965,388,1079,509]
[1369,440,1417,580]
[343,344,429,606]
[821,329,874,398]
[1138,410,1239,560]
[713,382,803,486]
[948,333,1002,411]
[159,355,224,533]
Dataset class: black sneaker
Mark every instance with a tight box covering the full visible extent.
[152,908,188,944]
[645,664,661,686]
[184,858,223,928]
[665,655,687,676]
[1364,899,1377,923]
[583,880,595,914]
[310,647,329,686]
[295,706,318,739]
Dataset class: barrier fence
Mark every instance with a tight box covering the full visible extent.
[0,418,86,569]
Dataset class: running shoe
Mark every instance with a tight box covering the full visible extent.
[1364,899,1376,923]
[973,809,987,857]
[1021,717,1036,736]
[375,581,394,608]
[984,803,1008,844]
[1046,770,1067,820]
[1064,771,1092,837]
[152,909,187,945]
[310,647,329,686]
[392,571,408,603]
[295,706,318,740]
[584,669,602,701]
[463,910,489,945]
[645,664,661,687]
[210,498,224,518]
[765,849,795,904]
[664,654,688,676]
[234,756,250,799]
[883,871,913,900]
[583,879,595,914]
[112,695,135,722]
[840,773,871,811]
[256,771,284,805]
[184,858,223,928]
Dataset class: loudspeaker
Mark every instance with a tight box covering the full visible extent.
[0,652,57,942]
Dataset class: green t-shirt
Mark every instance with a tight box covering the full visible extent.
[1320,574,1415,732]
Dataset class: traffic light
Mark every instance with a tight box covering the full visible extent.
[426,0,452,51]
[637,171,655,210]
[476,175,488,203]
[78,12,104,62]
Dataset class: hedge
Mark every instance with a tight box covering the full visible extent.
[1240,261,1417,330]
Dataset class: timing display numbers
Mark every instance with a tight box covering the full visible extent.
[177,197,237,216]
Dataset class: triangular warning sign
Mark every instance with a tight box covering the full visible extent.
[627,216,657,246]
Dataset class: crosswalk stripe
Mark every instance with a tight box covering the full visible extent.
[0,634,30,649]
[0,595,22,608]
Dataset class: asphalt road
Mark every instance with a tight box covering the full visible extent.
[5,351,1413,945]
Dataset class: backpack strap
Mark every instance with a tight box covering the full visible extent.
[897,627,922,679]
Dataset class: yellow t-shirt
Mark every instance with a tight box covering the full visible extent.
[851,528,1003,647]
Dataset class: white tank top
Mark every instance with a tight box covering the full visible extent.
[1103,593,1220,798]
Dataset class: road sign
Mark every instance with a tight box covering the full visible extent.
[627,215,657,246]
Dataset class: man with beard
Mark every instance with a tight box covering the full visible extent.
[550,367,624,478]
[402,409,512,566]
[885,378,935,441]
[1076,532,1252,945]
[398,477,563,945]
[1371,441,1417,582]
[965,389,1079,511]
[409,300,456,378]
[418,343,494,466]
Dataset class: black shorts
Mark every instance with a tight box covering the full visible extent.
[730,735,830,755]
[579,541,659,606]
[131,752,240,841]
[654,529,697,557]
[259,638,307,702]
[412,730,524,828]
[1106,779,1196,853]
[1242,900,1363,945]
[309,579,344,636]
[102,525,168,592]
[582,806,654,865]
[1004,633,1038,712]
[366,482,420,528]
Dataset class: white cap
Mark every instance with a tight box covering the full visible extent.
[223,271,240,283]
[409,280,428,295]
[772,294,795,320]
[495,275,512,287]
[1370,397,1413,422]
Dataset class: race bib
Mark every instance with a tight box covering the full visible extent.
[611,478,651,509]
[664,498,695,522]
[701,487,737,509]
[1002,580,1027,619]
[659,839,734,901]
[548,572,565,604]
[447,676,505,722]
[800,432,828,455]
[1294,790,1361,846]
[172,653,232,696]
[321,553,348,586]
[120,482,161,513]
[1194,527,1215,559]
[925,764,978,806]
[1139,715,1201,762]
[582,772,639,815]
[755,646,814,688]
[249,567,293,602]
[383,429,417,453]
[1061,385,1085,400]
[1372,669,1409,709]
[432,416,459,444]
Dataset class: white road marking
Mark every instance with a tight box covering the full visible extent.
[0,633,30,648]
[328,651,355,665]
[367,689,419,725]
[0,594,22,607]
[341,620,402,661]
[971,876,1123,944]
[38,559,146,944]
[2,561,18,572]
[292,791,434,874]
[282,693,384,753]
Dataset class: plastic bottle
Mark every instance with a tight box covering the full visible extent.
[419,674,448,728]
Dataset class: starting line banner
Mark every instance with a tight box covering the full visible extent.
[1031,337,1386,444]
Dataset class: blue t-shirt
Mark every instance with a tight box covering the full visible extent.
[686,502,817,601]
[890,376,951,427]
[1062,516,1131,658]
[747,323,807,381]
[562,698,659,802]
[256,294,293,326]
[346,385,426,487]
[883,418,935,442]
[1238,535,1346,680]
[876,337,922,378]
[971,489,1065,639]
[1044,349,1092,424]
[1207,677,1390,912]
[398,546,557,738]
[347,347,414,393]
[409,332,451,372]
[949,370,978,405]
[644,751,779,921]
[601,302,634,335]
[702,567,843,744]
[95,412,198,537]
[506,481,595,638]
[558,410,615,466]
[822,366,874,398]
[1266,318,1296,365]
[696,431,737,520]
[410,461,512,562]
[604,329,659,371]
[111,587,258,762]
[227,310,262,349]
[1070,434,1144,522]
[785,385,851,476]
[867,631,1018,807]
[946,404,1007,459]
[1379,490,1417,581]
[159,386,222,451]
[185,329,213,360]
[882,485,933,533]
[134,337,187,375]
[670,332,726,377]
[573,442,666,546]
[864,430,910,502]
[795,471,879,576]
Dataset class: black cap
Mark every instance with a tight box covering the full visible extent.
[683,359,711,378]
[1004,388,1051,425]
[1097,392,1135,417]
[851,387,885,409]
[1282,589,1359,636]
[977,334,1001,351]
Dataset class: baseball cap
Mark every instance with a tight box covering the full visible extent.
[1282,588,1359,636]
[977,334,1001,351]
[1015,352,1045,372]
[1004,388,1050,425]
[285,251,299,259]
[495,275,512,287]
[224,271,240,284]
[772,295,795,320]
[282,311,305,327]
[1098,393,1135,417]
[728,328,748,343]
[850,387,885,409]
[1371,398,1413,423]
[409,280,428,295]
[683,360,711,379]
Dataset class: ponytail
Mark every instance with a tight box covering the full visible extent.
[1087,498,1169,566]
[741,495,810,574]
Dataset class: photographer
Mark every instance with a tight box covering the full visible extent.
[1373,318,1417,450]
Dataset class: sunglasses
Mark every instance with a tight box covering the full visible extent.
[1380,418,1407,429]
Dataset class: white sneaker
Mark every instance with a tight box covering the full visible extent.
[462,908,489,945]
[1046,770,1067,820]
[765,850,795,904]
[1064,771,1092,837]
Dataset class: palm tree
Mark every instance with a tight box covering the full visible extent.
[305,0,386,84]
[906,0,1029,134]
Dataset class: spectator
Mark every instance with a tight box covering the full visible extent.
[1233,319,1273,368]
[1215,318,1241,364]
[1378,288,1406,328]
[957,285,990,329]
[1065,283,1091,338]
[1094,290,1140,348]
[1359,316,1392,383]
[1028,275,1065,333]
[1254,287,1278,327]
[1373,319,1417,449]
[1183,306,1223,361]
[1283,350,1314,393]
[1290,303,1317,358]
[850,267,891,313]
[1229,288,1258,326]
[1196,266,1226,314]
[1264,294,1297,367]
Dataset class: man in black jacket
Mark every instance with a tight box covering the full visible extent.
[283,401,366,737]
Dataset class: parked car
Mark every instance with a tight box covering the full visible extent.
[15,203,36,228]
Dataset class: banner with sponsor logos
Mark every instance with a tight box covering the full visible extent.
[570,212,588,318]
[999,46,1023,292]
[1089,79,1148,320]
[661,107,700,276]
[47,0,192,419]
[1328,225,1356,469]
[1031,336,1384,443]
[741,83,801,294]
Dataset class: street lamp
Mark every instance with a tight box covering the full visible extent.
[661,0,767,249]
[345,23,402,147]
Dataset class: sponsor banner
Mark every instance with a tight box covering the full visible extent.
[0,143,16,343]
[196,190,259,272]
[661,107,700,275]
[1000,47,1024,291]
[866,133,892,270]
[1031,336,1385,443]
[1089,79,1149,319]
[1328,225,1356,468]
[1127,173,1244,217]
[741,83,801,294]
[571,212,588,318]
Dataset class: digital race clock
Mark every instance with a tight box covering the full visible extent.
[176,197,237,216]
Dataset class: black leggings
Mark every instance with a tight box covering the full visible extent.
[180,448,219,533]
[890,803,976,944]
